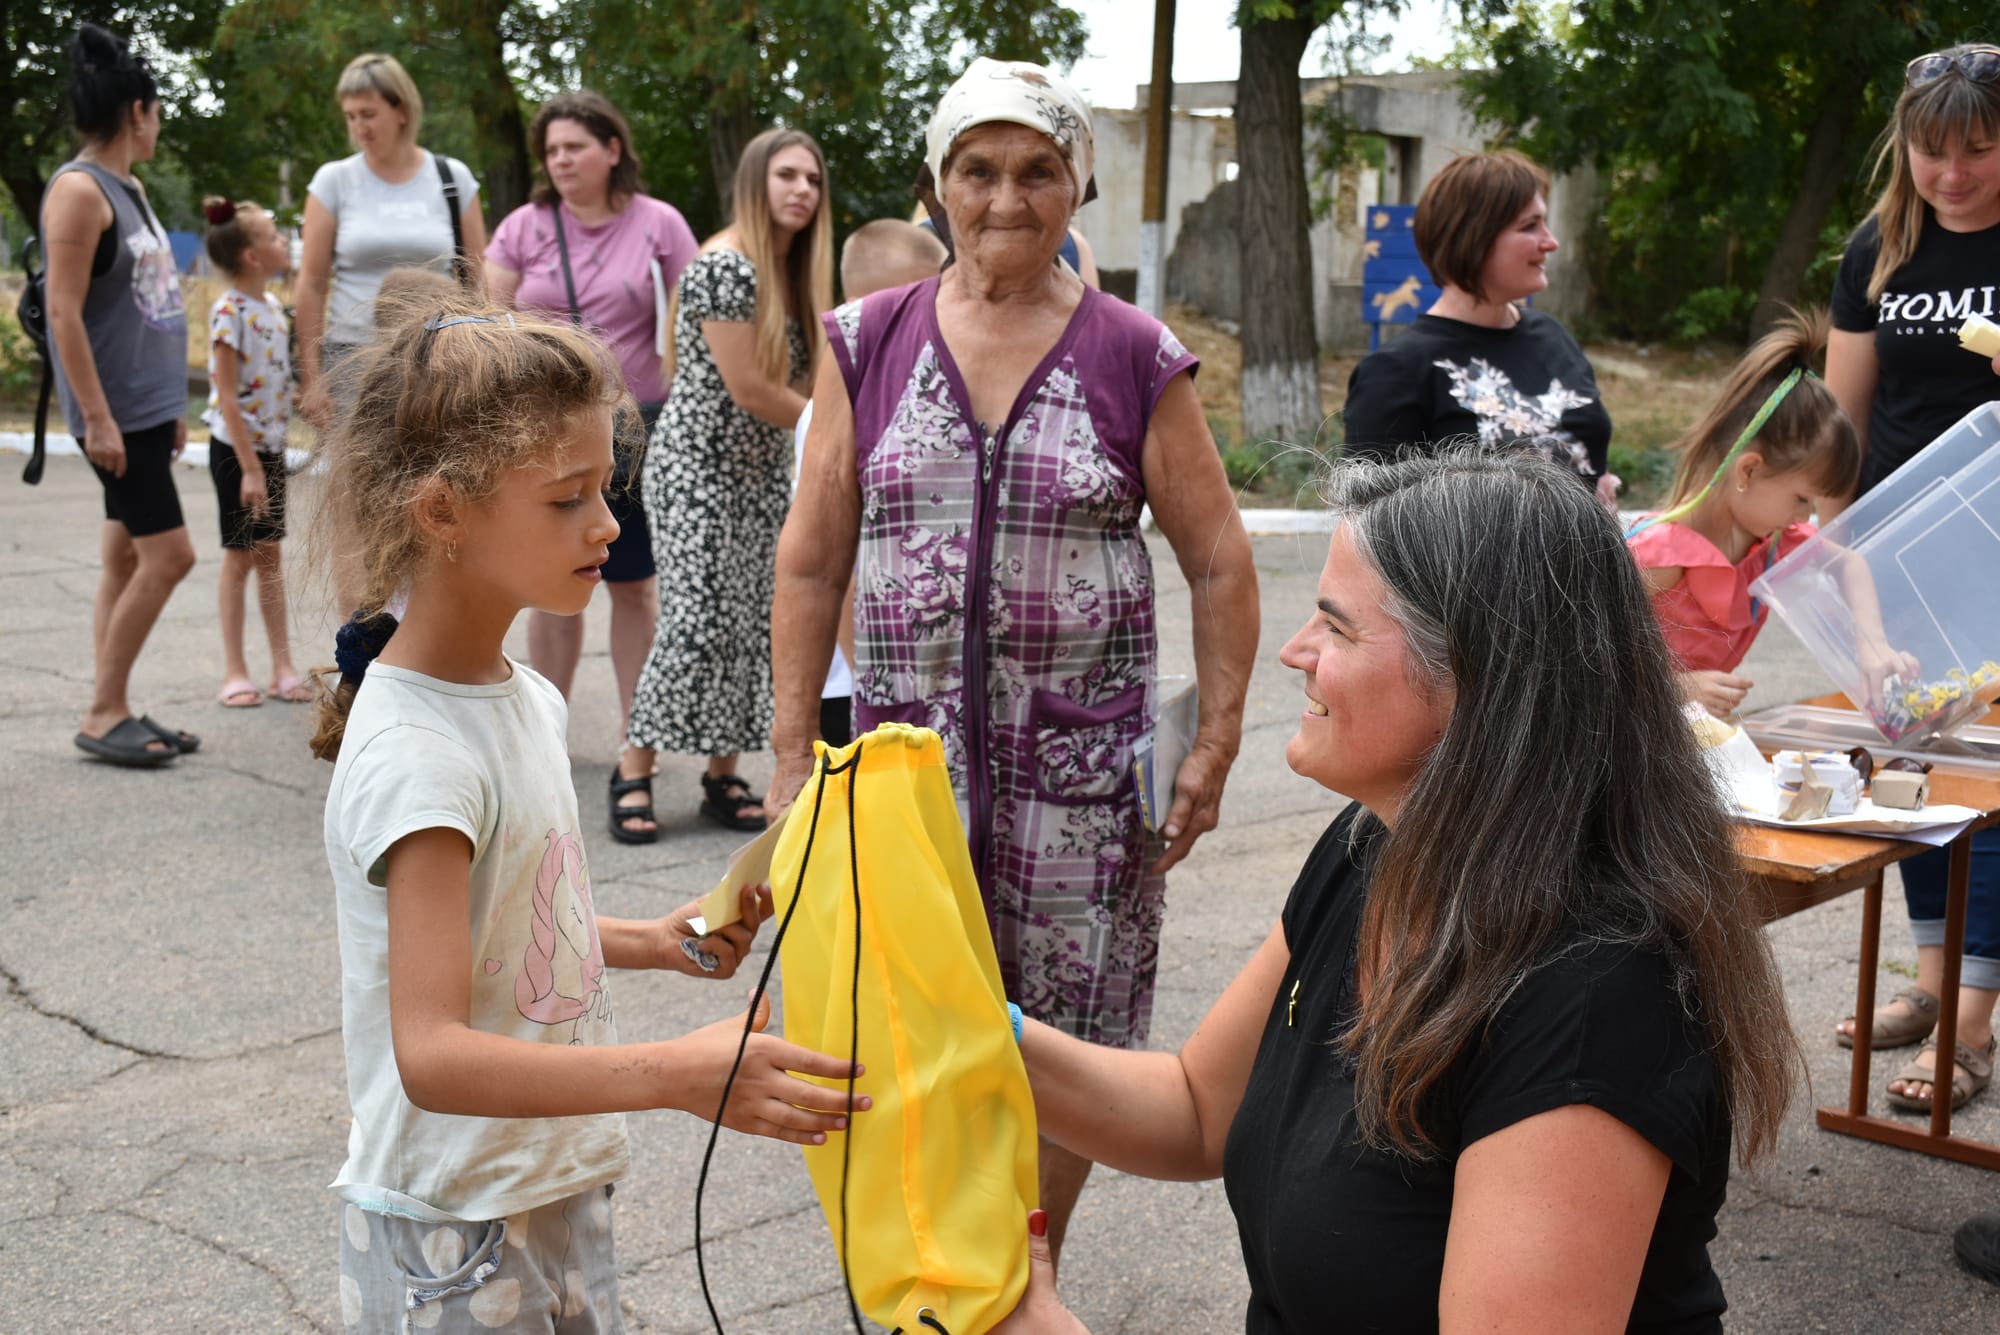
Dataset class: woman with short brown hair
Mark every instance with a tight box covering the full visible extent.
[1341,150,1617,505]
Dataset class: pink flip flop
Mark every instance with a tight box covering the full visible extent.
[267,672,315,703]
[218,678,263,708]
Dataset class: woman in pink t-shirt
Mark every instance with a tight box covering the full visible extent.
[489,90,699,845]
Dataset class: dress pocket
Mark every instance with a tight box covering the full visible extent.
[1029,684,1146,806]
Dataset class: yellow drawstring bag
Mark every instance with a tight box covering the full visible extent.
[750,723,1039,1334]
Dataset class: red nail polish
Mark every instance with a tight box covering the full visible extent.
[1027,1209,1048,1238]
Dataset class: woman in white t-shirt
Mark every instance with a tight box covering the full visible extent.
[295,52,486,431]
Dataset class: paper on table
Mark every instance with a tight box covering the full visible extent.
[687,801,792,937]
[1734,778,1980,841]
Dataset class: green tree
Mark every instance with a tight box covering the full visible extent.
[544,0,1087,239]
[1459,0,1988,341]
[199,0,534,220]
[2,2,227,232]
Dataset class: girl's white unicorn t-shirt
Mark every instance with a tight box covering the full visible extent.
[324,659,628,1223]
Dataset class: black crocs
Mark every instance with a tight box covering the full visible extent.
[75,716,179,767]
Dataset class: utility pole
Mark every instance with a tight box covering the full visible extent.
[1137,0,1176,316]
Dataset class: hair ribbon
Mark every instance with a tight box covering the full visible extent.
[1626,367,1808,539]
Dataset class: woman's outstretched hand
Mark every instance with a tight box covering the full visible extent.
[990,1210,1092,1334]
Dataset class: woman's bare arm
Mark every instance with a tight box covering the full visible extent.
[706,320,808,429]
[41,172,120,466]
[1140,371,1260,871]
[1439,1105,1670,1333]
[1821,329,1878,523]
[1024,920,1288,1180]
[294,193,337,425]
[768,353,860,813]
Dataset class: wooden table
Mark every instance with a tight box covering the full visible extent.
[1738,700,2000,1170]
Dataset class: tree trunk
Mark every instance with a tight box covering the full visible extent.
[707,88,759,212]
[428,0,531,219]
[1237,9,1321,446]
[1750,73,1864,341]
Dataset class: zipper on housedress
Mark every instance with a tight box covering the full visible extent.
[963,422,1005,895]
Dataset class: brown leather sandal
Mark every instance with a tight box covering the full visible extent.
[1886,1033,1997,1113]
[1836,983,1939,1050]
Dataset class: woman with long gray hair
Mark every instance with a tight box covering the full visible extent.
[995,450,1798,1333]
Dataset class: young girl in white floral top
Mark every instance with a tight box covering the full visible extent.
[202,197,307,707]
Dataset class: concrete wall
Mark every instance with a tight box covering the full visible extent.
[1089,71,1597,353]
[1074,108,1236,277]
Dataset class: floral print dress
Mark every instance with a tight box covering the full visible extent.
[825,280,1197,1047]
[629,249,807,756]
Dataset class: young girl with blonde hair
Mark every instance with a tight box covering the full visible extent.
[313,294,863,1328]
[626,127,834,832]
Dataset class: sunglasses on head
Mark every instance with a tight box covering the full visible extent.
[1906,46,2000,88]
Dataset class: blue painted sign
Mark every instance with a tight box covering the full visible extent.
[1361,205,1437,350]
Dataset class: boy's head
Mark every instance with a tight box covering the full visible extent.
[840,219,947,301]
[374,267,462,331]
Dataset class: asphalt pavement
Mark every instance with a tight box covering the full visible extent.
[3,453,1997,1332]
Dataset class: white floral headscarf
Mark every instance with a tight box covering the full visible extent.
[922,58,1097,208]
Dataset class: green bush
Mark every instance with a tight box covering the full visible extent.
[1608,439,1681,509]
[0,304,42,409]
[1668,286,1755,343]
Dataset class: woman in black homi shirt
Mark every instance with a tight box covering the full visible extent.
[1342,151,1618,506]
[995,452,1798,1334]
[1824,42,2000,1120]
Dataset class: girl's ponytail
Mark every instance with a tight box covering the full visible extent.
[310,612,399,762]
[1659,307,1860,514]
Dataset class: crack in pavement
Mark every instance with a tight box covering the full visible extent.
[0,965,343,1073]
[204,760,317,800]
[112,1204,333,1333]
[0,958,181,1060]
[1730,1175,1956,1239]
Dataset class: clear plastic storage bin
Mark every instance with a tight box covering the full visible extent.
[1751,401,2000,744]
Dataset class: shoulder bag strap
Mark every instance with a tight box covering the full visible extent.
[549,204,582,325]
[434,154,467,286]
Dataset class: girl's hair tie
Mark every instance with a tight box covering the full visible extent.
[203,197,238,226]
[333,611,400,684]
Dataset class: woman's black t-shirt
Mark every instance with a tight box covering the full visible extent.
[1340,309,1612,485]
[1830,212,2000,495]
[1221,808,1733,1334]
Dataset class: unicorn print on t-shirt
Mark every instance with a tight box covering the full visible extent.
[515,829,610,1041]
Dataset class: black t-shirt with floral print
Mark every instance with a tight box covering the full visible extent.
[1341,310,1611,485]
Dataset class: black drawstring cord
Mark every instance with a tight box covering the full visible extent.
[838,755,865,1333]
[691,743,868,1335]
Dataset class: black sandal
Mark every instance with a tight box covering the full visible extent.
[608,767,659,845]
[700,772,768,832]
[138,715,200,754]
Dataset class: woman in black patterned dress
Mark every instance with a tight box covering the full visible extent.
[626,128,833,830]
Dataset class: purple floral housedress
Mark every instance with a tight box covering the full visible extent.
[825,278,1197,1048]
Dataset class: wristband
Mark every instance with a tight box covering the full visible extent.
[1007,1001,1023,1044]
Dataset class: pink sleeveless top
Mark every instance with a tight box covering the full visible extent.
[1627,520,1813,673]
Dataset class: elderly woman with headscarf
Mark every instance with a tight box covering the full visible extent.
[770,57,1260,1261]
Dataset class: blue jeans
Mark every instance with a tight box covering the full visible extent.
[1901,828,2000,993]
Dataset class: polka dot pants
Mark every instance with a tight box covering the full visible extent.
[337,1185,623,1332]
